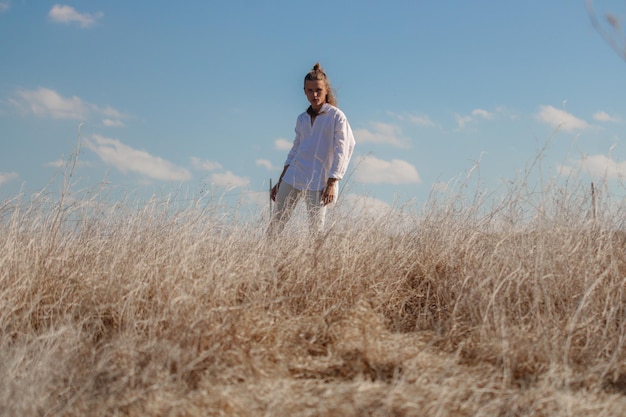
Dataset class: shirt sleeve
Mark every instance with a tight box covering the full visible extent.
[284,115,303,166]
[329,113,356,180]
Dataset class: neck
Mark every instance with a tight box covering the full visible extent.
[307,104,324,116]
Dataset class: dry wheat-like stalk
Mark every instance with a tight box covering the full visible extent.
[2,159,626,416]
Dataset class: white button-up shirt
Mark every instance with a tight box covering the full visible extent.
[282,103,356,191]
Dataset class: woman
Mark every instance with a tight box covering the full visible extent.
[267,62,356,236]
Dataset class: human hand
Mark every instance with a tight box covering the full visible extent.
[270,183,279,202]
[322,182,337,206]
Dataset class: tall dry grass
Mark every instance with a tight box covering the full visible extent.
[2,162,626,416]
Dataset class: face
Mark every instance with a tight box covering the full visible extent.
[304,80,327,111]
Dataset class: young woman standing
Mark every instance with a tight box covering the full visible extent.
[267,63,356,236]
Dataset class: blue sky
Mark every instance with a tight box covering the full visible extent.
[1,1,626,215]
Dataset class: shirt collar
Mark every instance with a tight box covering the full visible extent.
[307,103,331,117]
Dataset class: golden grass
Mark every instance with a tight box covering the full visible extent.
[2,175,626,416]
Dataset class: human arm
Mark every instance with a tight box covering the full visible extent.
[321,177,338,206]
[321,113,355,205]
[271,117,303,201]
[270,165,289,202]
[328,113,356,181]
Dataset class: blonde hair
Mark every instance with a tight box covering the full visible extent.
[304,62,337,106]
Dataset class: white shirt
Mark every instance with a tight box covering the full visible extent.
[283,103,356,191]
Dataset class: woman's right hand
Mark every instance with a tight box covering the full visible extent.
[271,166,288,202]
[270,183,279,201]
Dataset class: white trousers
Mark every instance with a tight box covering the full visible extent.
[267,181,327,236]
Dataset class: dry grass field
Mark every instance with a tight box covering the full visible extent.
[2,169,626,416]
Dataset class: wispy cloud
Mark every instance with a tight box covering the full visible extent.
[354,155,421,184]
[593,111,621,123]
[190,157,222,171]
[0,2,10,13]
[536,105,589,132]
[45,159,67,169]
[431,182,449,193]
[256,159,280,171]
[274,138,292,151]
[100,105,126,119]
[391,112,437,127]
[340,194,393,219]
[354,122,410,148]
[562,154,626,179]
[44,159,92,169]
[191,157,249,189]
[472,109,495,119]
[210,171,250,189]
[242,190,271,207]
[455,108,496,129]
[11,87,90,119]
[455,114,473,129]
[103,119,125,127]
[48,4,103,28]
[9,87,128,125]
[85,134,192,181]
[0,171,18,185]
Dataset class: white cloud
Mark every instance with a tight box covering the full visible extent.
[85,134,192,181]
[556,164,573,177]
[210,171,250,189]
[11,87,89,119]
[242,190,270,207]
[45,160,64,169]
[10,87,128,123]
[0,2,10,13]
[577,154,626,179]
[455,114,473,129]
[339,194,393,219]
[256,159,280,171]
[431,181,449,193]
[472,109,494,119]
[0,171,18,185]
[454,108,496,130]
[274,138,292,151]
[191,157,222,171]
[536,105,589,132]
[354,155,421,184]
[103,118,125,127]
[100,105,125,119]
[335,194,418,233]
[354,122,409,148]
[48,5,103,28]
[593,111,620,123]
[558,153,626,180]
[392,112,437,127]
[44,159,92,169]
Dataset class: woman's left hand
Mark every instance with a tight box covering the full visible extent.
[322,181,337,206]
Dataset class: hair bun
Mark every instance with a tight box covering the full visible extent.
[313,62,322,71]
